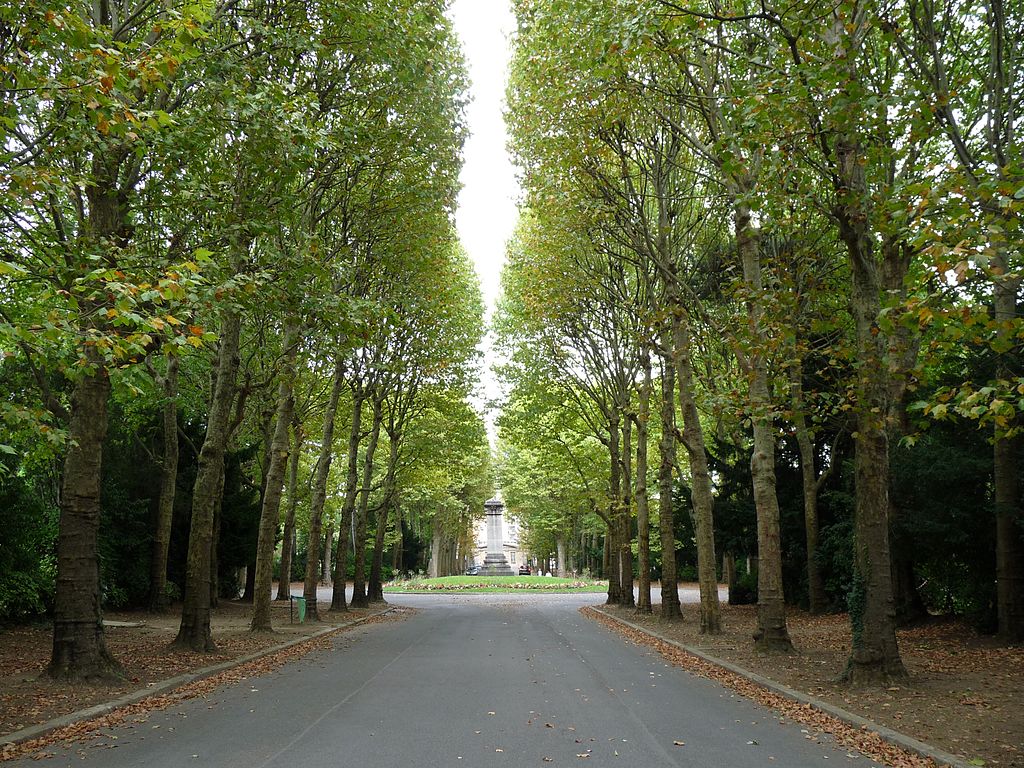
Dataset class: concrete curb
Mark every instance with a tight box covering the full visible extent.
[589,607,975,768]
[1,608,394,748]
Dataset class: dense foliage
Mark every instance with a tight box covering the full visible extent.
[0,0,490,676]
[497,0,1023,685]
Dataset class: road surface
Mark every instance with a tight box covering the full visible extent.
[11,594,884,767]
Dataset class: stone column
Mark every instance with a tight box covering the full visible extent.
[481,497,513,576]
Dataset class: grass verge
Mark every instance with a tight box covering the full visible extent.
[383,575,607,593]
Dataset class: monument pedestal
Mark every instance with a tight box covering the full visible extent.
[482,496,514,576]
[481,552,514,576]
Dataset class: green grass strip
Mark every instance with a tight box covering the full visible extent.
[384,575,607,593]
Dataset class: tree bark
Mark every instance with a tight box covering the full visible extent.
[332,388,365,612]
[556,536,567,578]
[175,310,241,651]
[790,362,827,614]
[276,421,303,601]
[303,359,345,621]
[670,296,721,633]
[48,355,122,681]
[635,350,653,614]
[606,417,622,605]
[428,529,442,578]
[369,433,401,602]
[619,412,635,607]
[724,552,737,603]
[658,350,682,619]
[251,319,300,632]
[351,395,383,608]
[834,130,907,684]
[735,200,793,652]
[149,355,180,611]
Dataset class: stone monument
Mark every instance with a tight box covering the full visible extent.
[480,496,514,576]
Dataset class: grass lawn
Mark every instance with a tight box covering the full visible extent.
[383,575,607,593]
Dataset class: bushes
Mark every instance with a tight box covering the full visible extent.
[0,475,58,621]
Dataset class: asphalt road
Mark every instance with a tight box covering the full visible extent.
[13,594,884,768]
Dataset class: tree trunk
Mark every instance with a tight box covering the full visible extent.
[303,359,344,621]
[635,350,653,614]
[735,200,792,652]
[322,523,334,585]
[835,132,906,684]
[277,421,303,601]
[790,363,827,614]
[149,355,180,611]
[601,532,609,580]
[671,297,721,634]
[429,529,442,578]
[48,357,122,681]
[332,388,366,612]
[619,413,635,607]
[49,153,127,680]
[351,396,383,608]
[210,471,223,606]
[369,435,401,602]
[556,536,567,578]
[251,319,300,632]
[658,350,682,619]
[368,501,392,603]
[175,310,241,651]
[724,552,737,603]
[606,417,622,605]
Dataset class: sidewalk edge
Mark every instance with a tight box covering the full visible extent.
[588,607,974,768]
[1,608,393,748]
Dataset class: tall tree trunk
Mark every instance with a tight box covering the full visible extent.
[658,350,682,619]
[149,355,180,611]
[48,355,122,680]
[368,501,392,603]
[735,200,793,652]
[332,388,365,612]
[670,297,721,633]
[790,362,827,614]
[556,536,567,578]
[175,310,241,651]
[724,552,738,603]
[606,418,622,605]
[242,407,276,604]
[277,421,303,601]
[428,529,442,578]
[619,413,635,607]
[835,132,906,684]
[322,524,334,585]
[351,396,383,608]
[210,470,223,606]
[369,435,401,602]
[251,319,300,632]
[635,350,653,613]
[49,154,128,680]
[303,359,344,621]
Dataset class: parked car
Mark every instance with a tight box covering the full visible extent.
[465,565,480,576]
[518,565,531,575]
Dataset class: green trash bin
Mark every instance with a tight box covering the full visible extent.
[291,596,306,624]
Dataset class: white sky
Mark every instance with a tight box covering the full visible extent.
[449,0,519,441]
